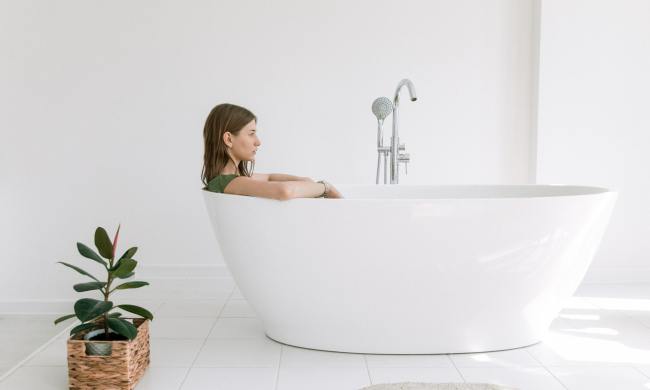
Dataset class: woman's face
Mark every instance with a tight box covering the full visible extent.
[226,119,261,162]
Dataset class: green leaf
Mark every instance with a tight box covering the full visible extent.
[109,258,136,273]
[116,304,154,320]
[74,298,113,322]
[54,313,77,325]
[107,318,137,340]
[109,259,122,272]
[114,281,149,290]
[73,281,107,292]
[76,242,107,267]
[69,322,98,337]
[94,227,114,260]
[119,247,138,260]
[108,312,122,318]
[112,258,137,278]
[57,262,100,282]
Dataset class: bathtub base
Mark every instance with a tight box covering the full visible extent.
[264,331,544,354]
[264,323,549,354]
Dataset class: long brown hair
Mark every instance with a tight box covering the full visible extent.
[201,103,257,188]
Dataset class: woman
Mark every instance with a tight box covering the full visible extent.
[201,103,343,200]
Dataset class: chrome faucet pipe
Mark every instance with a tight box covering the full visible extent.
[390,79,417,184]
[376,118,383,184]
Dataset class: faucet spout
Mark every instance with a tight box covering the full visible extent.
[394,79,417,104]
[390,79,417,184]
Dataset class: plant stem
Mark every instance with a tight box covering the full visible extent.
[104,258,114,338]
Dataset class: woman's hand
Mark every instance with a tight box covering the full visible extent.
[325,183,344,199]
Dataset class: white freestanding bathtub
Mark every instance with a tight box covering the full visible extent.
[202,184,617,354]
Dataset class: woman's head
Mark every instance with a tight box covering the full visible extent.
[202,103,261,186]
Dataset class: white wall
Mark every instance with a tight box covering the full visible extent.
[537,0,650,282]
[1,0,536,301]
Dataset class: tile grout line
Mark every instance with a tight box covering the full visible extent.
[573,289,650,330]
[175,285,236,390]
[524,347,570,390]
[557,295,650,384]
[0,319,78,383]
[447,354,466,382]
[569,296,650,331]
[274,345,284,390]
[363,354,372,385]
[622,311,650,331]
[632,366,650,380]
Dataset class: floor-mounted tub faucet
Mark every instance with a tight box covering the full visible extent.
[372,79,417,185]
[390,79,417,184]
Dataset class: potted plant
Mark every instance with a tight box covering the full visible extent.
[54,224,154,389]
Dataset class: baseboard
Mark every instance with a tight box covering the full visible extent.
[0,264,233,314]
[136,263,232,278]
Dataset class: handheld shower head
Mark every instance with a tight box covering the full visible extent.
[372,97,393,185]
[371,97,394,121]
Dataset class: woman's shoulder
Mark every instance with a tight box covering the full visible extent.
[207,174,241,193]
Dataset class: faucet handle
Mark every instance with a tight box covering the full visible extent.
[399,153,410,175]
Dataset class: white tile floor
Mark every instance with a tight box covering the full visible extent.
[0,315,66,376]
[2,283,650,389]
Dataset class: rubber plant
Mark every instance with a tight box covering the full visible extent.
[53,224,154,340]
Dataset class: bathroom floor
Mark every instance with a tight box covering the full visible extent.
[1,283,650,390]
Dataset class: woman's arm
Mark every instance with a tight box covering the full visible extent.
[282,181,327,198]
[225,177,324,200]
[268,173,314,182]
[225,177,341,200]
[283,180,343,199]
[224,177,292,200]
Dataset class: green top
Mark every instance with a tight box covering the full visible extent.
[206,174,239,194]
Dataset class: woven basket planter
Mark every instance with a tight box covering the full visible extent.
[67,318,150,390]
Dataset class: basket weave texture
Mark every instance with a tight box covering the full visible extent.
[67,318,150,390]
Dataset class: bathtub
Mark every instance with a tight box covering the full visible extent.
[202,184,617,354]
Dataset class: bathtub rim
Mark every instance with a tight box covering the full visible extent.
[201,183,616,201]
